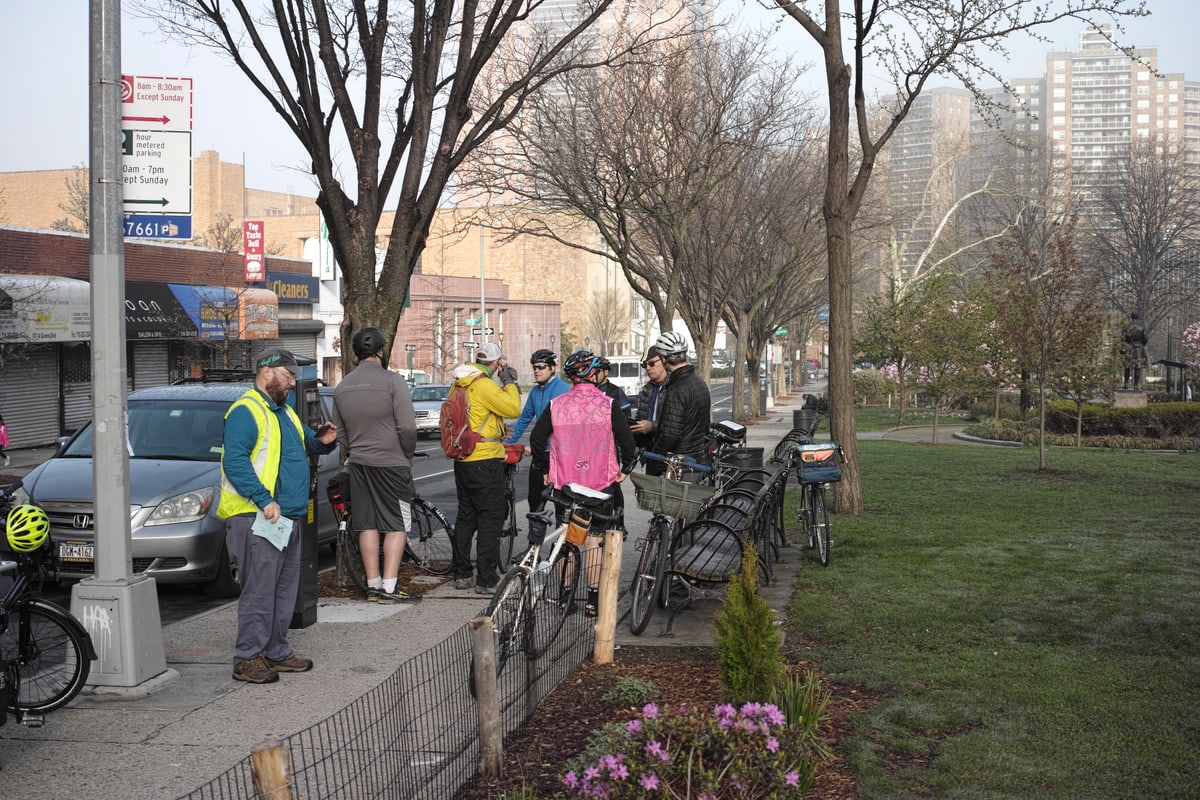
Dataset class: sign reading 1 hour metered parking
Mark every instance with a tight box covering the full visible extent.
[121,74,193,237]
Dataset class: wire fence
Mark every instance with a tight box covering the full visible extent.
[178,590,596,800]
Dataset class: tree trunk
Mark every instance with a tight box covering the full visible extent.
[823,57,863,515]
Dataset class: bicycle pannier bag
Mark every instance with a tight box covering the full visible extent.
[796,443,841,484]
[565,512,589,546]
[439,375,495,459]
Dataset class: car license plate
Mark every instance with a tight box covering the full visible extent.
[59,542,95,563]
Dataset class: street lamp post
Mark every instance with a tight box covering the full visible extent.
[478,224,487,341]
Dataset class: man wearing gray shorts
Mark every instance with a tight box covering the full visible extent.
[332,327,421,603]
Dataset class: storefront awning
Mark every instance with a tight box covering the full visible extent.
[0,275,92,343]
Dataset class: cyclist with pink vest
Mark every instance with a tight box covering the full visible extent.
[530,349,637,616]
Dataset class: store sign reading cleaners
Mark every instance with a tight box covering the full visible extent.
[244,220,265,282]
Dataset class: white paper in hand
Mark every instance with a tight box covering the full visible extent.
[252,510,293,551]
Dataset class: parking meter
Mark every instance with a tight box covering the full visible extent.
[290,378,323,629]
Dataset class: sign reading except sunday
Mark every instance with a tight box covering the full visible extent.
[121,74,193,239]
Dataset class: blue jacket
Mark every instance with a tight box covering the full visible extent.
[505,375,570,443]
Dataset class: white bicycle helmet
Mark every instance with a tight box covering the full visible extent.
[654,331,688,358]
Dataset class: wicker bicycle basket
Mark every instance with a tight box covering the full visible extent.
[629,472,717,521]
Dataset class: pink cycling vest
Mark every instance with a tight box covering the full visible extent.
[547,383,620,490]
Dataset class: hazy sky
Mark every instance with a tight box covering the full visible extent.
[1,1,1195,198]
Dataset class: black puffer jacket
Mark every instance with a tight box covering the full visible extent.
[653,364,711,461]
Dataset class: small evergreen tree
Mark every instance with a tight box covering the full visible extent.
[715,543,785,703]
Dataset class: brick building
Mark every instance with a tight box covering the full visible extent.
[0,226,320,447]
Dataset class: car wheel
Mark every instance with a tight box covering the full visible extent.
[204,540,242,599]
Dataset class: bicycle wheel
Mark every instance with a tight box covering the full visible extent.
[3,599,91,714]
[498,467,518,570]
[485,568,530,676]
[336,528,372,595]
[527,542,581,659]
[408,499,453,575]
[628,519,665,636]
[812,485,831,566]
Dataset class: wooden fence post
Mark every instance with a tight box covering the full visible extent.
[470,617,504,779]
[250,738,294,800]
[593,529,623,665]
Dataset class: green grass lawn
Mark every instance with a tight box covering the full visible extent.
[784,442,1199,799]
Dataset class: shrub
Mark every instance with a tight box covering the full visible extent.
[603,677,660,706]
[768,672,833,760]
[560,701,817,799]
[852,368,894,407]
[714,544,785,704]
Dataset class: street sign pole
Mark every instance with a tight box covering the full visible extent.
[72,0,168,691]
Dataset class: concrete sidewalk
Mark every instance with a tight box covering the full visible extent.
[0,402,813,800]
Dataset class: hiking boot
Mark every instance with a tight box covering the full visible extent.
[266,654,313,673]
[474,581,498,596]
[370,587,421,604]
[233,655,279,684]
[453,577,473,591]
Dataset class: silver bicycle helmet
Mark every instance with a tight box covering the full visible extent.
[654,331,688,358]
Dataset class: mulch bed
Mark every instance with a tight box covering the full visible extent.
[453,646,867,800]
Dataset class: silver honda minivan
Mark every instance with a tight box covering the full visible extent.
[17,382,341,597]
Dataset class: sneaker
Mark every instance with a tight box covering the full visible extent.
[474,581,498,595]
[2,456,9,467]
[370,587,421,604]
[266,654,314,673]
[233,655,279,684]
[453,577,473,591]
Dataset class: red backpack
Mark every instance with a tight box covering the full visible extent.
[439,375,498,459]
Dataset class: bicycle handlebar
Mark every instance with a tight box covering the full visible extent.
[641,450,712,474]
[541,486,623,526]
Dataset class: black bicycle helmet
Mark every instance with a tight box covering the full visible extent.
[351,327,387,359]
[563,349,604,382]
[530,348,557,367]
[6,504,49,553]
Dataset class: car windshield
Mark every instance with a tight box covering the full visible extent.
[61,399,232,462]
[411,386,448,403]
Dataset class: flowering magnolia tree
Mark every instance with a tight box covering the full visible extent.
[1181,322,1200,366]
[561,701,816,799]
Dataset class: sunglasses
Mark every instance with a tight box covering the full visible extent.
[532,363,551,370]
[641,359,662,369]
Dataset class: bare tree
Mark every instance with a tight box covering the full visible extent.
[773,0,1145,514]
[51,164,89,234]
[1089,137,1200,338]
[987,211,1105,468]
[473,26,813,364]
[586,289,632,356]
[138,0,686,373]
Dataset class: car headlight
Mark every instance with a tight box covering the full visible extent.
[145,487,216,526]
[9,485,31,506]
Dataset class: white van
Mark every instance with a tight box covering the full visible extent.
[603,355,645,398]
[397,369,429,385]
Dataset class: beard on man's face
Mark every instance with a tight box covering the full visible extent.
[264,371,292,405]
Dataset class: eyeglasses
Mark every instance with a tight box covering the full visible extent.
[641,359,662,369]
[532,363,551,370]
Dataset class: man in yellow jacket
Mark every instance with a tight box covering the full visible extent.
[449,342,522,593]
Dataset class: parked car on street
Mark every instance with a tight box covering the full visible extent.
[410,384,451,437]
[14,381,342,597]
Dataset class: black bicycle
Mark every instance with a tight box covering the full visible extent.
[1,487,96,725]
[328,463,453,597]
[497,444,524,570]
[627,452,715,636]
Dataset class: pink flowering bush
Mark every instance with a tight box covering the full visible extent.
[560,701,816,799]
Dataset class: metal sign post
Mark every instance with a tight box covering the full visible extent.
[71,0,168,690]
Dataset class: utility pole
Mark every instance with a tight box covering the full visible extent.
[71,0,169,689]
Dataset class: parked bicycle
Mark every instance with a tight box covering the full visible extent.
[626,452,715,636]
[327,458,453,598]
[789,441,845,567]
[0,486,96,725]
[479,483,620,682]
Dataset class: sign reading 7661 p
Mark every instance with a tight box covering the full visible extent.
[121,75,193,224]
